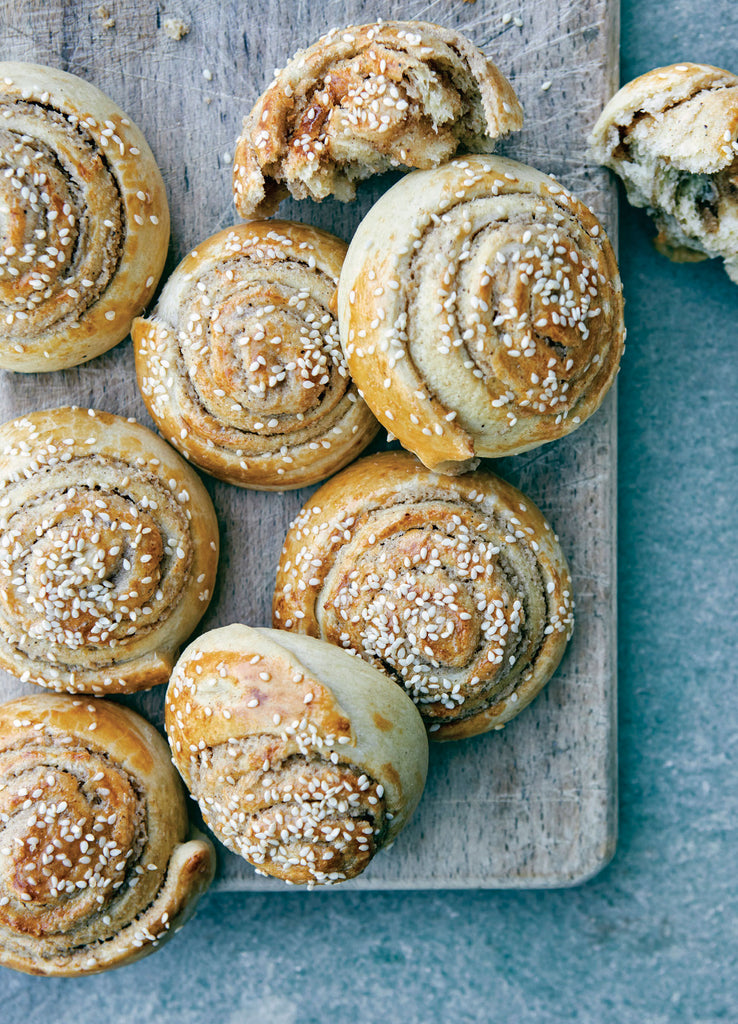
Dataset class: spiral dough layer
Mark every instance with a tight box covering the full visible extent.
[166,625,428,886]
[338,155,625,471]
[0,695,214,976]
[233,20,522,218]
[273,451,574,740]
[0,407,219,694]
[134,222,379,490]
[590,62,738,284]
[0,62,169,371]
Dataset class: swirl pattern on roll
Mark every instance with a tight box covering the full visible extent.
[134,222,379,490]
[233,20,522,218]
[273,452,573,740]
[338,156,625,472]
[0,695,214,976]
[0,407,219,694]
[0,62,169,371]
[166,625,428,886]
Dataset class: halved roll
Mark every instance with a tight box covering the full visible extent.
[233,20,523,218]
[0,62,169,371]
[166,624,428,886]
[273,451,574,740]
[590,62,738,282]
[0,694,215,976]
[133,221,379,490]
[338,155,625,472]
[0,407,219,694]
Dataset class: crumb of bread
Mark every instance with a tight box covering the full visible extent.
[163,16,190,40]
[590,64,738,284]
[95,4,116,29]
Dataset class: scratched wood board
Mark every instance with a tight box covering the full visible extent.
[0,0,619,888]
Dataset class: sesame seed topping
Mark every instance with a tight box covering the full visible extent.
[168,645,392,886]
[0,408,215,692]
[274,455,574,730]
[0,74,167,368]
[0,697,186,961]
[340,155,623,457]
[135,223,377,487]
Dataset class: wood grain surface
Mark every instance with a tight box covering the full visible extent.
[0,0,619,888]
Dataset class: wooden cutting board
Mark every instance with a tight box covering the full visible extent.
[0,0,619,888]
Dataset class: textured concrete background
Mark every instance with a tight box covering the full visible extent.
[4,0,738,1020]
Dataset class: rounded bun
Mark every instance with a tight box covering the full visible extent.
[273,451,574,740]
[338,155,624,472]
[134,221,379,490]
[0,694,214,975]
[166,624,428,886]
[0,62,169,371]
[0,407,219,694]
[233,20,522,218]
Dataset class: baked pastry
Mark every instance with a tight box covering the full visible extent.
[233,20,523,218]
[0,694,215,976]
[590,62,738,283]
[133,222,379,490]
[273,451,573,740]
[0,62,170,371]
[0,407,219,694]
[166,624,428,886]
[337,155,625,473]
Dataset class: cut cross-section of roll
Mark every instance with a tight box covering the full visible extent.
[0,407,219,694]
[273,451,574,740]
[233,20,523,218]
[0,694,215,976]
[133,222,379,490]
[166,624,428,886]
[590,62,738,283]
[0,62,169,371]
[338,155,625,473]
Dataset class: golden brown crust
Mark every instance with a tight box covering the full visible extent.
[0,694,215,976]
[590,63,738,282]
[166,624,428,886]
[0,407,219,694]
[273,451,573,740]
[133,221,379,491]
[233,20,523,218]
[0,62,170,371]
[337,155,624,471]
